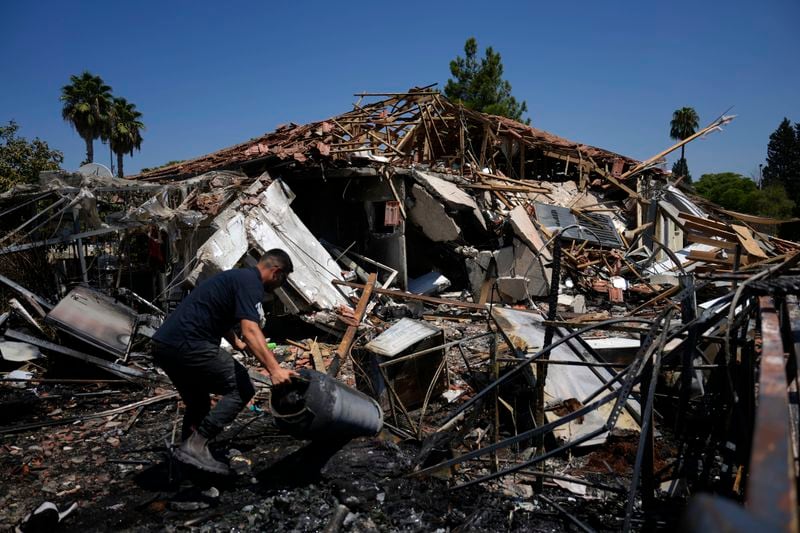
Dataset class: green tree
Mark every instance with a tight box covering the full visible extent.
[108,97,144,178]
[670,107,699,162]
[0,121,63,192]
[762,118,800,200]
[695,172,794,219]
[695,172,758,213]
[671,157,691,183]
[60,71,113,164]
[445,37,528,123]
[753,184,796,220]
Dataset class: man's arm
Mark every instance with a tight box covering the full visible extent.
[223,330,247,351]
[240,319,297,386]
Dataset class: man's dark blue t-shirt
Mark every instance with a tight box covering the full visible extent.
[153,267,265,351]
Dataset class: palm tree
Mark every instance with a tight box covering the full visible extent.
[669,107,699,161]
[108,97,144,178]
[60,72,113,164]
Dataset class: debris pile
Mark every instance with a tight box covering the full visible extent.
[2,89,799,531]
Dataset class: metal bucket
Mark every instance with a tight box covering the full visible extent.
[270,369,383,439]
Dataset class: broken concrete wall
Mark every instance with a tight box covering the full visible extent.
[411,169,487,232]
[465,237,549,304]
[408,184,460,242]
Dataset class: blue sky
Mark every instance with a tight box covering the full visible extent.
[2,1,798,179]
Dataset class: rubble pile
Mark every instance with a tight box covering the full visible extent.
[2,89,800,531]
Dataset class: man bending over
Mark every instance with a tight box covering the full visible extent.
[152,248,297,474]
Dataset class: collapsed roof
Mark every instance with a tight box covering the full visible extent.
[133,88,657,185]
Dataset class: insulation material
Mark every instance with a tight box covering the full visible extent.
[0,341,41,362]
[408,272,451,296]
[491,306,640,447]
[245,180,353,310]
[185,213,249,286]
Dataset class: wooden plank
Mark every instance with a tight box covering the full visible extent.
[586,157,642,201]
[475,170,550,191]
[681,220,740,242]
[478,278,494,305]
[628,285,681,315]
[717,208,800,225]
[685,232,738,250]
[332,279,487,311]
[461,183,550,193]
[333,272,378,367]
[310,339,326,373]
[731,224,769,259]
[492,190,514,210]
[677,212,732,233]
[542,150,593,173]
[686,250,747,266]
[618,115,735,182]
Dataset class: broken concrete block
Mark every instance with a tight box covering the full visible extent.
[557,294,575,307]
[509,205,552,262]
[408,184,460,242]
[512,241,548,297]
[412,170,486,230]
[648,274,679,286]
[465,251,494,303]
[494,246,515,275]
[572,294,587,314]
[496,276,531,303]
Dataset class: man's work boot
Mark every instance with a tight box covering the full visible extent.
[173,432,230,475]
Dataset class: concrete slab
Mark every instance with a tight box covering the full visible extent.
[413,170,486,230]
[509,205,551,261]
[409,184,460,242]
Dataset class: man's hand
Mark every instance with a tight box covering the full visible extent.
[240,319,298,387]
[234,338,248,352]
[269,366,297,387]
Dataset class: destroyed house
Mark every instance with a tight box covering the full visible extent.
[4,88,800,531]
[127,89,668,303]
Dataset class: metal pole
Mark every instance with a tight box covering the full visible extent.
[73,207,88,283]
[536,236,562,492]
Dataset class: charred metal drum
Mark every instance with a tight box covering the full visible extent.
[270,369,383,439]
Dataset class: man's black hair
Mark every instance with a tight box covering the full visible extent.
[259,248,293,273]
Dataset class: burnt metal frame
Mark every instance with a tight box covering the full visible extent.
[745,296,799,531]
[415,310,673,485]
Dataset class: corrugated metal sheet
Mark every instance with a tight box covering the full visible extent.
[365,318,441,357]
[534,203,623,248]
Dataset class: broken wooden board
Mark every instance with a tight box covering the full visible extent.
[685,232,738,250]
[731,224,768,259]
[332,279,487,311]
[686,250,747,266]
[310,340,326,372]
[330,273,378,376]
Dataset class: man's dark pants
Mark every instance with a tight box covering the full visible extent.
[152,341,255,441]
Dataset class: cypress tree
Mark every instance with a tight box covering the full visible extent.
[445,38,528,123]
[762,118,800,200]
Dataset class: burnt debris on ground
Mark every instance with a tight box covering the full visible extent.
[2,88,800,532]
